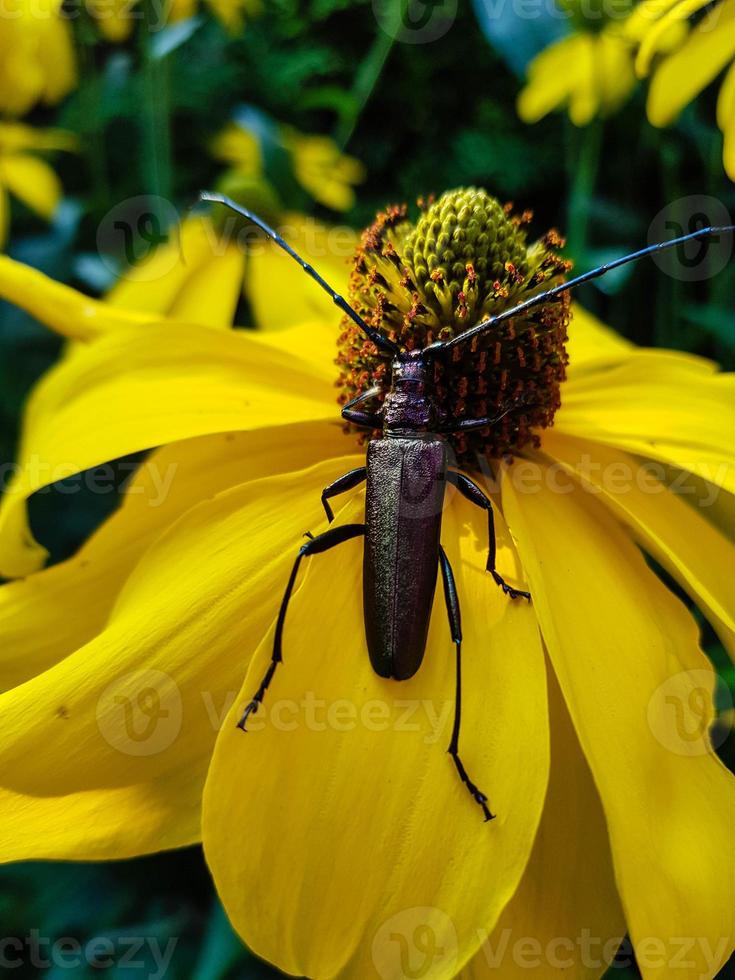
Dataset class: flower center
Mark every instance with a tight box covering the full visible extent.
[336,187,571,466]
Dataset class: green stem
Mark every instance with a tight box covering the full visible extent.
[655,140,683,348]
[565,118,603,265]
[138,1,173,208]
[76,16,110,212]
[335,17,397,149]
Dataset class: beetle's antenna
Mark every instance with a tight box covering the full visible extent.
[199,192,400,356]
[436,224,735,353]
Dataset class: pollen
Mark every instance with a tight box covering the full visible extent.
[336,187,571,465]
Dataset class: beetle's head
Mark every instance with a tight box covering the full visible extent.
[382,351,435,433]
[391,350,430,391]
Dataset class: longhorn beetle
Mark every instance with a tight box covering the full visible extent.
[202,191,733,821]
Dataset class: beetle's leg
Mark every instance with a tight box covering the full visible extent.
[341,385,383,429]
[321,467,367,522]
[439,546,494,823]
[449,472,531,601]
[237,523,365,731]
[342,408,382,427]
[444,414,501,433]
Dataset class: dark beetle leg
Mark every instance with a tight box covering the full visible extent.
[342,408,382,427]
[439,546,494,822]
[237,523,365,731]
[341,386,383,430]
[444,414,502,433]
[450,472,531,601]
[321,467,367,522]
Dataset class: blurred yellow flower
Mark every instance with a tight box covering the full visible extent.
[0,122,76,249]
[168,0,261,33]
[518,28,638,126]
[636,0,735,179]
[212,118,365,212]
[84,0,260,42]
[0,0,76,115]
[86,0,142,42]
[0,191,733,979]
[282,127,366,211]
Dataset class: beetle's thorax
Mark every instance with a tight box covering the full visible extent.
[382,351,436,435]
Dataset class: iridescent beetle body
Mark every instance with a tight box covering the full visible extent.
[200,190,734,822]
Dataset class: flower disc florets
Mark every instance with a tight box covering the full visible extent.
[336,187,572,466]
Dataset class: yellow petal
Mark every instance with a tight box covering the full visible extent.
[517,36,587,124]
[717,62,735,178]
[203,495,549,979]
[0,153,61,219]
[37,9,77,104]
[636,0,712,74]
[717,61,735,129]
[206,0,249,33]
[568,36,600,127]
[245,211,356,330]
[466,668,626,980]
[566,303,633,373]
[0,769,202,863]
[0,186,8,250]
[0,458,358,863]
[88,0,138,41]
[0,421,349,693]
[555,350,735,494]
[0,255,160,341]
[0,122,77,153]
[544,431,735,656]
[168,243,245,327]
[105,215,238,325]
[502,461,735,980]
[598,30,638,115]
[210,123,263,171]
[0,322,336,577]
[252,317,339,377]
[624,0,687,45]
[646,0,735,125]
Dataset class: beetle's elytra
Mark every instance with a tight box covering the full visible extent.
[201,190,734,822]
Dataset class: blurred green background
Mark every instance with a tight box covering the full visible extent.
[1,0,734,976]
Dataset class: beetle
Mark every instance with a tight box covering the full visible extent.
[201,191,732,821]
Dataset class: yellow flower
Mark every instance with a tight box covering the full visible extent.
[0,122,76,249]
[635,0,735,179]
[84,0,141,42]
[282,127,366,211]
[0,188,734,979]
[212,118,365,212]
[518,27,638,125]
[0,0,76,115]
[167,0,261,33]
